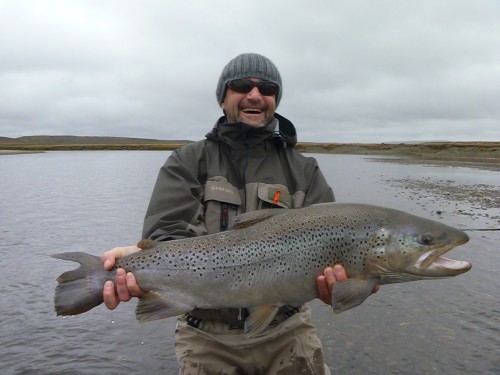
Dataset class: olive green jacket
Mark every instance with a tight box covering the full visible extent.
[142,113,334,241]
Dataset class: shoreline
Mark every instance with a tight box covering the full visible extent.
[0,150,45,155]
[1,140,498,153]
[2,141,498,169]
[2,140,499,171]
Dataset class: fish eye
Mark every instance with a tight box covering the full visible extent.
[418,234,434,245]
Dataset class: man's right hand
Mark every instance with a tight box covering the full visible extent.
[101,246,145,310]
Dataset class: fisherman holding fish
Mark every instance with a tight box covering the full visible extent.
[53,52,470,374]
[100,53,370,375]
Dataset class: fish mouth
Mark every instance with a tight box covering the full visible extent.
[410,238,471,277]
[431,256,472,272]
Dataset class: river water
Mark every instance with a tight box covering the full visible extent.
[1,151,498,375]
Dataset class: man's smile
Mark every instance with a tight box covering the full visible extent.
[241,107,263,114]
[240,107,264,115]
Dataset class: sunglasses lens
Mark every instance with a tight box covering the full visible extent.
[228,79,278,96]
[228,79,253,93]
[257,82,279,96]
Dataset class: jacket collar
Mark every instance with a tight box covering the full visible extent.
[205,113,297,148]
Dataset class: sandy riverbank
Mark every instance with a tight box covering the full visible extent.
[3,141,499,172]
[297,141,500,170]
[2,140,499,158]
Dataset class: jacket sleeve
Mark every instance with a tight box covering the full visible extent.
[142,148,207,241]
[303,163,335,206]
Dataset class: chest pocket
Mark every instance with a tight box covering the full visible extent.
[204,177,241,234]
[257,183,292,209]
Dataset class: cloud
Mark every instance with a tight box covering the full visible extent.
[1,0,499,142]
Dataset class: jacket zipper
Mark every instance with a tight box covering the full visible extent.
[241,133,250,213]
[220,203,229,232]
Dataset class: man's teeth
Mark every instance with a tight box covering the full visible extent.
[242,108,262,114]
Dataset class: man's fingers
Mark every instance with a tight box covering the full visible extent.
[101,246,141,271]
[331,264,347,282]
[102,255,115,271]
[101,246,143,311]
[316,265,348,306]
[126,272,145,297]
[115,268,132,302]
[103,280,119,309]
[317,275,332,305]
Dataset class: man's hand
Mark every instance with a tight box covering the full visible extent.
[317,265,380,305]
[317,265,347,305]
[101,246,145,310]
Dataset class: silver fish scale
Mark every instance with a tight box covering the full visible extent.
[117,204,386,274]
[114,204,387,306]
[53,203,470,318]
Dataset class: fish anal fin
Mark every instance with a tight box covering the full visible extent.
[136,292,193,322]
[332,278,379,314]
[244,305,281,337]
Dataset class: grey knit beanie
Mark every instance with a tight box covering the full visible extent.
[216,53,282,106]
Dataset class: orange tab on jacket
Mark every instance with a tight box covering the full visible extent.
[273,190,281,206]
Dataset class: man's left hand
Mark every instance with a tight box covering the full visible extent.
[317,265,380,305]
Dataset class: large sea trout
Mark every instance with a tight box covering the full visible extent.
[53,203,471,335]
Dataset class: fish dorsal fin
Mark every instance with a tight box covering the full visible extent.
[244,305,281,337]
[232,209,286,229]
[136,239,156,250]
[331,278,379,314]
[136,292,194,322]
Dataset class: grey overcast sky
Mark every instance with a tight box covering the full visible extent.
[1,0,499,143]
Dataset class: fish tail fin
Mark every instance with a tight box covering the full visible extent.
[52,252,109,316]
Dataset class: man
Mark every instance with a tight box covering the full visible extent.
[101,53,364,374]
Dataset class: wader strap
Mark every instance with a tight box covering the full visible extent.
[185,314,203,329]
[283,306,301,319]
[185,306,302,329]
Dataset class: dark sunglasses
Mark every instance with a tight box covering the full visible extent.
[227,79,279,96]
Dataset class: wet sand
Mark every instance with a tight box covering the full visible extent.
[385,176,499,223]
[310,142,500,218]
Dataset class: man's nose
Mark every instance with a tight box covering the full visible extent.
[246,86,262,99]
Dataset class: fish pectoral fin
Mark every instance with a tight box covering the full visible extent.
[332,278,379,313]
[244,305,281,336]
[136,292,193,322]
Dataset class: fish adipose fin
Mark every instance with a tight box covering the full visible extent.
[332,278,379,313]
[136,239,156,250]
[136,293,193,322]
[244,305,281,336]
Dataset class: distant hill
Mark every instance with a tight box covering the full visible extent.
[0,135,191,145]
